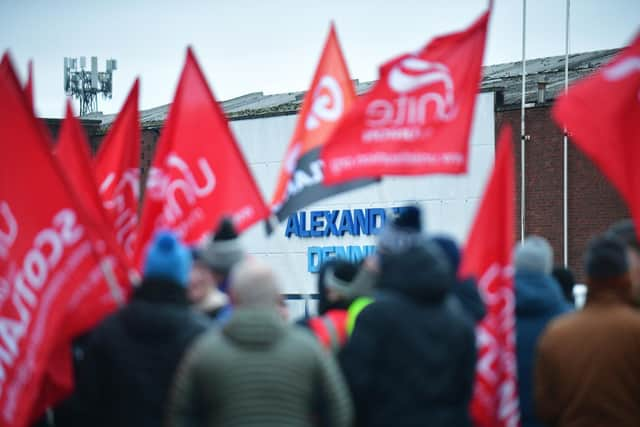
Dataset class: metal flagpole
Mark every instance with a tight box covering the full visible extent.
[563,0,570,266]
[520,0,527,243]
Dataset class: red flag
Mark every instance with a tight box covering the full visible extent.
[24,60,33,114]
[460,125,519,427]
[270,24,375,221]
[553,31,640,226]
[321,10,490,184]
[0,53,123,427]
[94,80,141,258]
[135,48,268,266]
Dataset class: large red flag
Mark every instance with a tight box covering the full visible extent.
[553,31,640,225]
[321,10,490,184]
[460,125,519,427]
[135,48,268,266]
[94,80,141,259]
[0,53,123,427]
[270,24,375,221]
[23,60,33,114]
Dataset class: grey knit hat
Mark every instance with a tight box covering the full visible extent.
[200,217,245,275]
[514,236,553,274]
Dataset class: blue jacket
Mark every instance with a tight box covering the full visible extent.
[515,271,572,427]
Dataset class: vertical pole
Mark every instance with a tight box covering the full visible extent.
[520,0,527,242]
[563,0,570,266]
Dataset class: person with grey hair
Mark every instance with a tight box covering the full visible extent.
[167,258,353,427]
[513,235,571,427]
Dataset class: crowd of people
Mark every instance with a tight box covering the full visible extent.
[35,208,640,427]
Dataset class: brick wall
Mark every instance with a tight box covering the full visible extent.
[495,105,628,281]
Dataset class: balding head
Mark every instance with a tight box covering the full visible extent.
[229,258,282,308]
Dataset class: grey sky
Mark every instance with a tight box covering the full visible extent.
[1,0,638,118]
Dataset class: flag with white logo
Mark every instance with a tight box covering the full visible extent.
[553,31,640,229]
[460,125,520,427]
[135,48,269,267]
[321,10,490,184]
[270,24,375,222]
[0,53,126,427]
[94,80,141,259]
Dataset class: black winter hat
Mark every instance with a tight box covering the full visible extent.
[200,216,245,275]
[584,235,629,281]
[607,219,640,251]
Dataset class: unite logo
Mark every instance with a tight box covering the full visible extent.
[147,153,216,225]
[603,56,640,101]
[305,75,344,131]
[366,57,458,130]
[0,202,18,260]
[99,168,140,256]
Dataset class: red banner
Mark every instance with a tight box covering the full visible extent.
[23,61,33,114]
[553,31,640,226]
[135,48,268,266]
[460,125,519,427]
[94,80,141,259]
[321,10,490,184]
[0,53,124,427]
[270,24,374,221]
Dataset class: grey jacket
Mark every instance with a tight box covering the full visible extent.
[167,308,353,427]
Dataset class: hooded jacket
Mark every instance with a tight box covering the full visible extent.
[168,308,353,427]
[514,270,572,427]
[70,278,210,427]
[339,240,477,427]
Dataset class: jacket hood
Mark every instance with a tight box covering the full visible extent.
[379,239,454,303]
[222,308,285,348]
[515,271,571,316]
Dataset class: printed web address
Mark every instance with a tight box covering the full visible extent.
[328,152,465,174]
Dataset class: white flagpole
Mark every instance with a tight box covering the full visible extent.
[563,0,570,266]
[520,0,527,243]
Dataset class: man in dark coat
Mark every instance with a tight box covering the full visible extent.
[71,230,209,427]
[513,236,571,427]
[340,210,476,427]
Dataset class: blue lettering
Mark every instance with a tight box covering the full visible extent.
[368,208,386,235]
[310,211,325,237]
[324,210,340,237]
[338,210,355,236]
[321,246,336,263]
[298,211,311,237]
[335,246,347,260]
[353,209,369,235]
[285,214,300,238]
[347,245,364,262]
[307,246,322,273]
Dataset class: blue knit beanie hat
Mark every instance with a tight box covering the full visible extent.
[143,230,193,287]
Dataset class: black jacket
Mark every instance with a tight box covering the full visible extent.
[340,241,477,427]
[70,278,210,427]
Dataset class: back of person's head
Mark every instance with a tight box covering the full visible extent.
[229,258,282,309]
[377,205,423,255]
[144,230,192,287]
[200,217,245,278]
[584,235,629,284]
[514,236,553,274]
[431,234,461,274]
[552,265,576,304]
[607,219,640,252]
[317,259,359,314]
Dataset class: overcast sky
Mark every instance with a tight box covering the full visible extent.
[1,0,638,118]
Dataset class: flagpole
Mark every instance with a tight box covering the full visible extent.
[520,0,527,243]
[563,0,570,266]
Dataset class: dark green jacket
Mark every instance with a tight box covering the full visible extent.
[167,308,353,427]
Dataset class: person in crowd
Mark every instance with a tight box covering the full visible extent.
[70,230,209,427]
[552,265,576,305]
[167,257,353,427]
[513,236,572,427]
[198,217,246,323]
[187,248,228,319]
[535,235,640,426]
[607,218,640,306]
[339,209,476,427]
[431,234,487,323]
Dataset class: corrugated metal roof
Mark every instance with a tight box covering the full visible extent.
[87,48,620,129]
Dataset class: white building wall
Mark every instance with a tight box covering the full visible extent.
[230,92,495,318]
